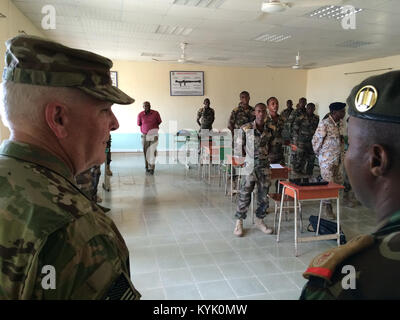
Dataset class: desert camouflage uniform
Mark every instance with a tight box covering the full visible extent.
[265,113,285,165]
[0,141,140,300]
[235,121,273,220]
[197,106,215,130]
[291,112,319,175]
[312,115,345,184]
[300,211,400,299]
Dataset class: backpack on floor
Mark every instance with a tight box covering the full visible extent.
[307,215,347,245]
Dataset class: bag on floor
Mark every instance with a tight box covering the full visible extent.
[307,215,347,245]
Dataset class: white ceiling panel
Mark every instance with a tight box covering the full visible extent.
[9,0,400,68]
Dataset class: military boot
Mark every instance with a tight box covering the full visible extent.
[323,203,336,220]
[254,217,273,234]
[106,165,113,176]
[233,219,243,237]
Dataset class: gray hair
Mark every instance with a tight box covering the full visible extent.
[0,81,87,130]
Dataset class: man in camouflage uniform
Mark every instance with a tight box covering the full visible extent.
[291,103,319,176]
[233,103,274,237]
[287,97,307,174]
[301,70,400,299]
[228,91,255,135]
[265,97,285,165]
[312,102,346,219]
[196,98,215,131]
[281,99,294,143]
[0,35,140,299]
[228,91,255,192]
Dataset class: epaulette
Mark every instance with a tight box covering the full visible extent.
[303,234,374,283]
[232,107,239,112]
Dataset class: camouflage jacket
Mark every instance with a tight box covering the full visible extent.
[300,210,400,299]
[0,140,140,300]
[281,107,294,122]
[265,114,285,164]
[312,116,345,168]
[235,121,273,168]
[287,107,306,143]
[197,106,215,130]
[228,104,255,131]
[292,113,320,146]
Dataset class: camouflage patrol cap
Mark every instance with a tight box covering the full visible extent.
[347,70,400,124]
[2,35,134,105]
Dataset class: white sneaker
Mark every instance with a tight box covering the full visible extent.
[233,219,243,237]
[255,217,273,234]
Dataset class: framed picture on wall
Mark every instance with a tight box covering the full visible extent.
[170,71,204,96]
[110,71,118,87]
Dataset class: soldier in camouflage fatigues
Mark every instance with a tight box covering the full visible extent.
[233,103,274,237]
[301,70,400,299]
[197,98,215,131]
[287,98,307,173]
[228,91,255,192]
[265,97,285,165]
[281,99,294,143]
[291,103,319,175]
[312,103,346,218]
[228,91,255,135]
[0,35,140,299]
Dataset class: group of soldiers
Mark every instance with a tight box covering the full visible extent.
[1,34,400,300]
[197,91,349,235]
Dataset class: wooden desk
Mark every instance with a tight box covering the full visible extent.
[278,181,345,256]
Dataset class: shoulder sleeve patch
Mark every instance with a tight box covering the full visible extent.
[103,273,141,300]
[303,234,374,283]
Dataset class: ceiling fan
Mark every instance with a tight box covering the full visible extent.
[266,52,316,69]
[152,42,201,64]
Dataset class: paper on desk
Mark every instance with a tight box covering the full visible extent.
[270,164,284,169]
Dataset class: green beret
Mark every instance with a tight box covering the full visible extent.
[347,70,400,124]
[2,35,134,105]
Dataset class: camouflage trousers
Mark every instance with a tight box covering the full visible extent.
[291,142,315,176]
[75,165,101,201]
[320,162,344,205]
[142,134,158,171]
[235,166,271,220]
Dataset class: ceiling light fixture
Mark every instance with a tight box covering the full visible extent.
[261,1,287,14]
[308,5,363,20]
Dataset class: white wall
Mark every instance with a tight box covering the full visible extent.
[307,55,400,117]
[0,0,45,141]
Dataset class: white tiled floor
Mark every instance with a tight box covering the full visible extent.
[100,153,376,300]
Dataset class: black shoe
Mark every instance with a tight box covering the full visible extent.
[149,169,154,175]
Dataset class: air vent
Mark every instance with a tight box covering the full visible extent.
[141,53,164,57]
[307,5,363,20]
[0,13,6,18]
[254,33,291,43]
[208,57,230,61]
[336,40,373,48]
[155,25,193,36]
[173,0,226,9]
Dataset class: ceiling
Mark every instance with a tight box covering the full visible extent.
[9,0,400,69]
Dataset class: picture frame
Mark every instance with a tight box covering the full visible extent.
[110,71,118,87]
[170,71,204,96]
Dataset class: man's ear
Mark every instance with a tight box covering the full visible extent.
[44,102,69,139]
[369,144,390,177]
